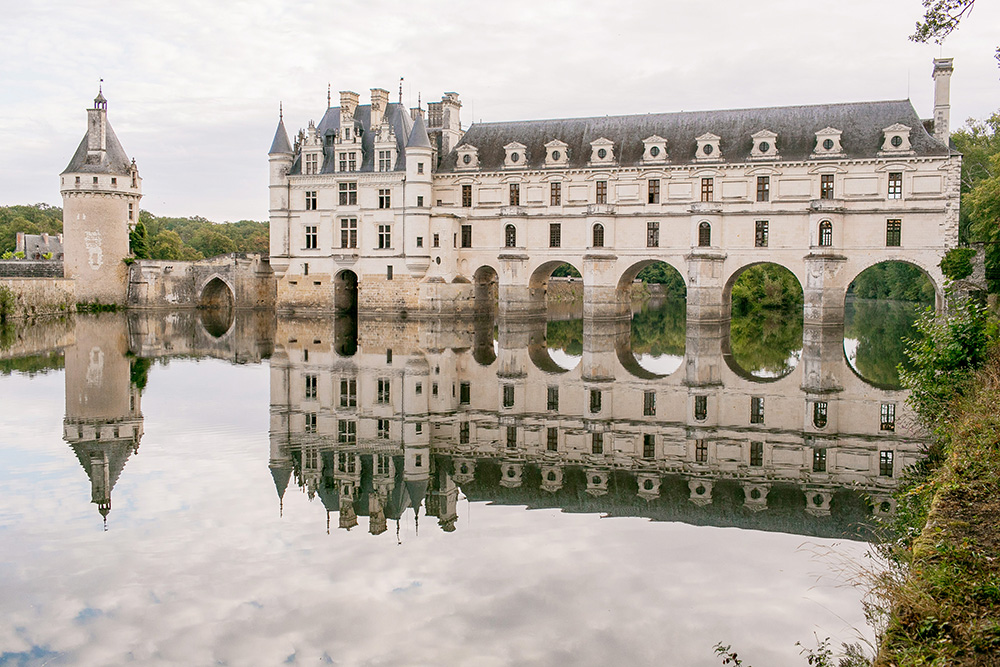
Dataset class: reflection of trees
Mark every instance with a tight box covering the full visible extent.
[630,299,686,357]
[849,262,934,302]
[546,319,583,355]
[845,299,925,388]
[635,264,686,298]
[731,265,803,316]
[729,309,803,376]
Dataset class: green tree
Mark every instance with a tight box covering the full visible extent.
[635,262,686,298]
[951,112,1000,243]
[910,0,998,68]
[129,220,150,259]
[967,152,1000,291]
[730,265,803,316]
[150,230,202,260]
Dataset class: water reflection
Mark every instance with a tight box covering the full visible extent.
[630,297,685,376]
[844,298,926,389]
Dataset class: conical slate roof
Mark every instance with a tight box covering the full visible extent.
[61,121,133,175]
[406,113,432,149]
[269,117,293,155]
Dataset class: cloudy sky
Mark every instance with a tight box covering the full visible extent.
[1,0,998,222]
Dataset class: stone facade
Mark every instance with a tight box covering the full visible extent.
[127,253,275,310]
[270,60,960,320]
[0,260,65,278]
[0,277,75,318]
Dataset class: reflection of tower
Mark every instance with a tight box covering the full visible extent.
[62,315,143,528]
[425,458,459,532]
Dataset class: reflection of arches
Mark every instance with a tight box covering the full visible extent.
[474,265,499,313]
[504,224,517,248]
[698,221,711,247]
[334,314,358,357]
[334,270,358,312]
[472,317,497,366]
[198,276,235,338]
[592,223,605,248]
[818,220,833,247]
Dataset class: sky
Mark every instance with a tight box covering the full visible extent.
[1,0,998,222]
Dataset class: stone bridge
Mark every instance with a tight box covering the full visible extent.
[127,253,275,311]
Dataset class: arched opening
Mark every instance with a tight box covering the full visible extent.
[724,263,804,380]
[334,270,359,312]
[333,312,358,357]
[472,317,497,366]
[698,221,712,247]
[198,277,235,338]
[529,261,583,320]
[592,224,605,248]
[818,220,833,247]
[539,317,582,371]
[616,260,687,376]
[473,265,499,314]
[844,260,936,389]
[504,224,517,248]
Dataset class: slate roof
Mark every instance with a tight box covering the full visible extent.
[438,99,949,172]
[287,102,414,175]
[62,119,133,175]
[406,114,432,149]
[269,118,292,154]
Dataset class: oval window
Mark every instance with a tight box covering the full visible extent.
[462,154,471,164]
[822,138,834,150]
[649,146,660,157]
[891,135,903,148]
[551,150,561,161]
[597,148,607,159]
[703,144,714,155]
[511,152,519,162]
[759,141,770,153]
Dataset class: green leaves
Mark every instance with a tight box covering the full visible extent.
[910,0,976,45]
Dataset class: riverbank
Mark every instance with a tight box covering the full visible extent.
[876,351,1000,665]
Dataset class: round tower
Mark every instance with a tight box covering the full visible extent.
[268,104,294,277]
[60,89,142,305]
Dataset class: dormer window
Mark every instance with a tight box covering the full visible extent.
[456,144,479,170]
[305,152,319,175]
[642,135,668,163]
[881,124,912,153]
[589,138,615,165]
[695,133,721,161]
[544,139,569,168]
[504,142,527,169]
[813,127,843,157]
[750,130,778,160]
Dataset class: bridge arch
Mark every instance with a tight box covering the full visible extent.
[473,264,500,313]
[333,269,359,312]
[845,258,942,311]
[615,259,687,297]
[198,274,235,310]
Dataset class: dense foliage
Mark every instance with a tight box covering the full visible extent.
[635,262,686,298]
[728,309,803,378]
[630,298,685,357]
[951,111,1000,247]
[0,204,63,254]
[730,264,803,316]
[939,247,976,281]
[845,299,927,388]
[545,318,583,356]
[849,261,935,302]
[550,263,581,278]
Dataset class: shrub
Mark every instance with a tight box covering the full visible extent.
[939,247,976,281]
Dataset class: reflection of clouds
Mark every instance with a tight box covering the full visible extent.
[633,353,683,376]
[0,360,872,666]
[547,348,580,371]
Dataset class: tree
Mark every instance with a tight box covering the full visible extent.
[910,0,999,69]
[951,112,1000,242]
[967,152,1000,290]
[129,220,149,259]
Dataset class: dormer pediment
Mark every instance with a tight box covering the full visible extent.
[880,124,913,153]
[504,141,527,169]
[750,129,778,160]
[812,127,843,157]
[695,133,721,161]
[456,144,479,170]
[589,137,615,165]
[642,135,668,163]
[544,139,569,168]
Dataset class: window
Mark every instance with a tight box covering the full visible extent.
[340,218,357,248]
[128,203,134,221]
[417,162,424,174]
[75,176,80,185]
[509,183,520,206]
[550,182,561,206]
[377,418,390,440]
[820,174,834,199]
[547,427,558,451]
[377,378,390,404]
[647,221,659,248]
[93,176,99,185]
[111,177,117,186]
[888,172,902,199]
[462,184,472,207]
[701,178,714,202]
[813,401,828,428]
[304,374,317,400]
[303,263,308,276]
[592,432,604,455]
[756,176,770,202]
[547,386,559,411]
[818,220,833,247]
[755,220,768,248]
[386,349,392,363]
[643,434,655,459]
[589,389,602,414]
[502,384,514,408]
[750,396,764,424]
[505,224,517,248]
[549,223,561,248]
[595,180,607,204]
[415,382,423,396]
[750,442,764,467]
[461,225,472,248]
[648,179,660,204]
[305,153,318,175]
[813,448,827,473]
[378,150,392,172]
[459,421,470,444]
[592,224,604,248]
[433,233,440,248]
[643,391,656,416]
[880,403,896,431]
[338,420,357,445]
[432,382,438,396]
[459,382,470,405]
[415,454,422,467]
[305,191,317,210]
[338,152,347,172]
[507,426,517,448]
[304,412,317,433]
[386,265,393,280]
[348,153,357,172]
[338,182,357,205]
[378,224,391,249]
[416,236,423,248]
[417,195,424,207]
[698,221,711,247]
[340,378,356,407]
[695,439,708,463]
[378,189,391,209]
[304,225,318,249]
[415,423,422,435]
[886,219,901,247]
[880,450,894,477]
[694,395,707,421]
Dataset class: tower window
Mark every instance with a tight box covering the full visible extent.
[550,182,561,206]
[820,174,834,199]
[595,180,608,204]
[592,223,604,248]
[755,220,768,248]
[417,162,424,174]
[701,178,714,202]
[462,184,472,207]
[819,220,833,247]
[505,224,517,248]
[756,176,769,202]
[648,179,660,204]
[698,221,711,247]
[509,183,520,206]
[305,153,318,175]
[888,172,903,199]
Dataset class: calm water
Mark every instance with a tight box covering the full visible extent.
[0,303,927,666]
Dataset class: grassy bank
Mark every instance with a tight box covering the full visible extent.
[876,351,1000,664]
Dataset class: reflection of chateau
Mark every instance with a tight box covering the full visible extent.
[270,314,926,538]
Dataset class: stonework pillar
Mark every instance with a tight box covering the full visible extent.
[498,252,545,319]
[685,318,724,387]
[686,250,727,322]
[582,251,628,321]
[582,317,627,382]
[803,253,847,327]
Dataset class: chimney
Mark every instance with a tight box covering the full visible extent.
[339,90,359,127]
[15,231,25,253]
[932,58,954,146]
[439,92,463,153]
[87,98,108,159]
[370,88,390,127]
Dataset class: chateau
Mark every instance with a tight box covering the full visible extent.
[269,59,960,320]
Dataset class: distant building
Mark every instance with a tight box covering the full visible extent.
[15,232,63,260]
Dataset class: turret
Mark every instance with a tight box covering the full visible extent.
[268,105,293,273]
[405,113,433,268]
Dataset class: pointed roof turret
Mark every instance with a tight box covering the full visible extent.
[269,105,293,155]
[406,113,432,149]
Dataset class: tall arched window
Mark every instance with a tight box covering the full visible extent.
[698,221,712,247]
[504,224,517,248]
[819,220,833,247]
[593,223,605,248]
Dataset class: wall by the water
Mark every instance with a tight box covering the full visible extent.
[128,254,275,310]
[0,261,64,279]
[0,277,76,319]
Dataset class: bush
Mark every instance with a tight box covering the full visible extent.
[939,247,976,281]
